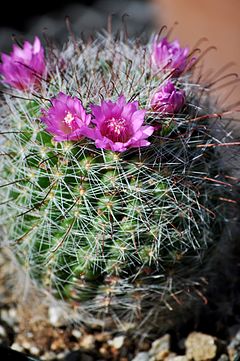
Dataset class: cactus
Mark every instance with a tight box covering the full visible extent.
[0,32,235,331]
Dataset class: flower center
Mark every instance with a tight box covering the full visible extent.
[62,111,77,134]
[108,118,125,135]
[102,117,130,143]
[64,111,75,128]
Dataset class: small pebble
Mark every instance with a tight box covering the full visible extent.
[13,325,19,333]
[108,335,125,349]
[71,329,82,339]
[1,309,16,327]
[79,334,95,350]
[0,325,7,337]
[167,356,188,361]
[11,342,24,353]
[9,308,17,320]
[149,334,170,361]
[41,351,58,360]
[30,346,40,356]
[165,353,177,361]
[185,332,218,361]
[131,352,150,361]
[228,329,240,360]
[22,340,32,350]
[56,351,68,359]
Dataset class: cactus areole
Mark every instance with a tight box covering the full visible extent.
[0,32,235,330]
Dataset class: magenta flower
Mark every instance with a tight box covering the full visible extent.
[151,81,185,114]
[151,37,189,75]
[0,37,46,90]
[82,96,154,152]
[40,93,91,142]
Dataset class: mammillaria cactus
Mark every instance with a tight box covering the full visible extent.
[0,31,236,332]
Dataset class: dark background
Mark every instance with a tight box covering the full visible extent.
[0,1,96,30]
[0,0,154,51]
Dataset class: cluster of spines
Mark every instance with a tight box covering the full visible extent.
[1,96,219,300]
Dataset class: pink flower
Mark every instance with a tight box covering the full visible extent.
[40,93,91,142]
[151,81,185,114]
[82,96,154,152]
[151,37,189,75]
[0,37,46,90]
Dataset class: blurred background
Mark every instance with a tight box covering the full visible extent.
[1,0,240,104]
[0,0,154,50]
[153,0,240,106]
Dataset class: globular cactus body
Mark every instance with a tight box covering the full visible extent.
[0,32,233,330]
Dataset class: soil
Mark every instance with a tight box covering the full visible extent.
[1,250,240,361]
